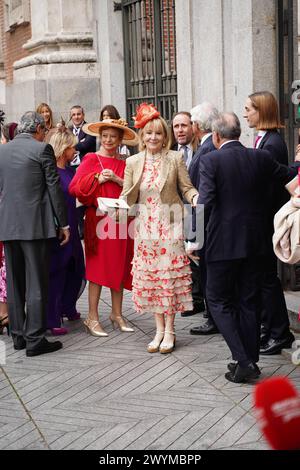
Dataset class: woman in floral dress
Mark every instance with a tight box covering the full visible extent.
[121,104,198,353]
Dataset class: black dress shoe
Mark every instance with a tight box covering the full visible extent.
[194,301,206,313]
[13,336,26,350]
[225,363,261,383]
[260,333,295,355]
[181,309,199,317]
[181,300,206,317]
[260,333,269,347]
[227,362,238,373]
[26,338,63,357]
[190,321,219,335]
[227,362,261,375]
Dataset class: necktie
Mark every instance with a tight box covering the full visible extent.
[73,127,80,137]
[254,135,262,148]
[181,145,189,164]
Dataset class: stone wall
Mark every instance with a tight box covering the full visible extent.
[175,0,277,146]
[4,0,101,123]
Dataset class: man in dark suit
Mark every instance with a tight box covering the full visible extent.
[69,105,96,238]
[172,111,205,317]
[69,105,97,163]
[196,112,292,383]
[0,111,69,356]
[189,102,219,335]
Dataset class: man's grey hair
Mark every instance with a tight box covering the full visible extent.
[18,111,45,134]
[211,112,241,140]
[190,102,219,132]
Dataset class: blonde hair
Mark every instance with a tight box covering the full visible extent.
[36,102,54,129]
[249,91,284,130]
[49,128,77,160]
[138,116,171,151]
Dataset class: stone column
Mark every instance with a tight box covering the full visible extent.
[0,34,5,107]
[8,0,100,122]
[175,0,277,146]
[0,1,6,108]
[93,0,127,118]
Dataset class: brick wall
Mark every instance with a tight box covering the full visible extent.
[0,2,32,84]
[0,1,5,79]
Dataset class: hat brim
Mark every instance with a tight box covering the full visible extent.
[82,121,139,147]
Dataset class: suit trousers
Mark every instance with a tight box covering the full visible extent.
[190,259,203,306]
[206,257,262,365]
[198,246,213,322]
[261,252,290,340]
[4,239,50,348]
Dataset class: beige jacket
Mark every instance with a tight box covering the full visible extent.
[121,149,198,215]
[273,198,300,264]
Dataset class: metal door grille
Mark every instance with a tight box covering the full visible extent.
[122,0,177,124]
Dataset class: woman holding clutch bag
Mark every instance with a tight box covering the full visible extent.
[121,104,198,354]
[69,119,138,336]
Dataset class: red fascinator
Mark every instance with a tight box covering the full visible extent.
[132,103,160,129]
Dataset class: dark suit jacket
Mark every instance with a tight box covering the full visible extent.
[189,134,216,189]
[198,141,293,262]
[69,122,96,160]
[0,133,67,240]
[259,131,290,216]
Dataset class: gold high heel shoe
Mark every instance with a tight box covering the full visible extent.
[159,330,176,354]
[147,331,165,353]
[83,318,108,337]
[109,314,134,332]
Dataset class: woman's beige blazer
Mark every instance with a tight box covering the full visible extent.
[121,149,198,209]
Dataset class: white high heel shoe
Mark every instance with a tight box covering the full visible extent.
[159,330,176,354]
[147,331,165,353]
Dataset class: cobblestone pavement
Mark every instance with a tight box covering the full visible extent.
[0,287,299,450]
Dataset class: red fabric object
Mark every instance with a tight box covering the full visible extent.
[133,102,160,129]
[69,153,134,291]
[0,242,3,266]
[253,376,300,450]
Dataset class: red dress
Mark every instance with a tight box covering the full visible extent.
[69,153,133,291]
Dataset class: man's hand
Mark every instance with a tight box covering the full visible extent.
[58,227,70,246]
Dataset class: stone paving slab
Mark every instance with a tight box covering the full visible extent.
[0,286,299,450]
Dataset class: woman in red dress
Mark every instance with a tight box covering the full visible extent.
[69,119,138,337]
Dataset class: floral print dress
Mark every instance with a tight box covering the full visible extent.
[132,152,193,315]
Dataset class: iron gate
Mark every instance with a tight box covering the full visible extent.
[122,0,177,125]
[277,0,300,289]
[277,0,297,160]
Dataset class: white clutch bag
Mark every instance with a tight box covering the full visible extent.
[97,197,130,212]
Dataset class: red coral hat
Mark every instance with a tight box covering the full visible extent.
[132,103,160,129]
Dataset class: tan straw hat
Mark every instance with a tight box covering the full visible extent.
[82,118,139,146]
